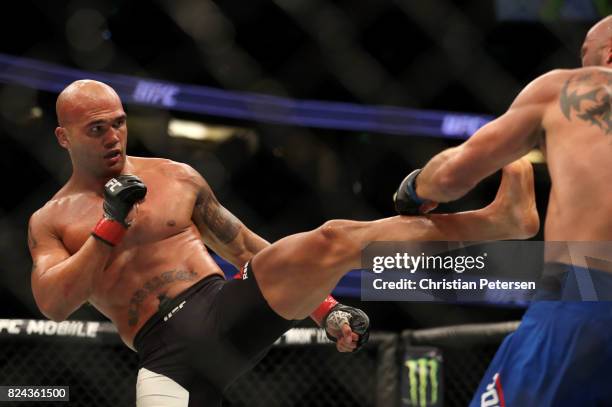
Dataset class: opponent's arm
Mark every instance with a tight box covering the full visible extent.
[414,70,562,203]
[30,175,146,321]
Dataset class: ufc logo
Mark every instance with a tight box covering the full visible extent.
[105,178,122,192]
[163,300,186,322]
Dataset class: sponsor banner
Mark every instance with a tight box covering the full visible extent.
[0,319,107,338]
[401,347,443,407]
[274,328,332,346]
[0,53,492,138]
[0,321,335,347]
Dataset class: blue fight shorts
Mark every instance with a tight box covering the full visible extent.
[470,263,612,407]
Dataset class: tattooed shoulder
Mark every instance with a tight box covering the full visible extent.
[194,191,241,244]
[559,70,612,135]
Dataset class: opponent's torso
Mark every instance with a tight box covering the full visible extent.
[542,68,612,266]
[45,158,224,348]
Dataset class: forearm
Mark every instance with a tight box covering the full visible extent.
[220,226,270,270]
[417,101,543,203]
[33,237,112,321]
[416,146,480,202]
[235,231,269,267]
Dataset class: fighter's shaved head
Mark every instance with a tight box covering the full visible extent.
[56,79,122,126]
[582,15,612,66]
[587,15,612,41]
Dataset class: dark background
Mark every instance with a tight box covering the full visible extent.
[0,0,608,329]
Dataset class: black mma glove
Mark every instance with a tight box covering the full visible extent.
[323,304,370,352]
[92,174,147,246]
[393,169,435,215]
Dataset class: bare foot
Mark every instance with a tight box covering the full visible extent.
[485,158,539,239]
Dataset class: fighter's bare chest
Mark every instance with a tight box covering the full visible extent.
[58,180,196,254]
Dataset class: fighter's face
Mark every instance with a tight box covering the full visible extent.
[59,97,128,178]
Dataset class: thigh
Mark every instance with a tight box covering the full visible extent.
[251,222,361,319]
[136,276,226,404]
[209,262,296,388]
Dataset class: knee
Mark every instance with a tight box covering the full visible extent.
[318,219,349,241]
[313,220,360,266]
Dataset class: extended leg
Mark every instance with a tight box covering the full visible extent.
[252,159,539,319]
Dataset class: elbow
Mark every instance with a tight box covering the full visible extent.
[46,314,68,323]
[35,297,70,322]
[40,307,69,323]
[40,305,69,322]
[46,311,70,323]
[31,274,77,322]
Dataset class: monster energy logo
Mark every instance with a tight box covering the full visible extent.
[405,357,440,407]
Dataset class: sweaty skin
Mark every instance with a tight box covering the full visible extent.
[29,80,366,354]
[28,79,540,357]
[30,157,256,349]
[414,66,612,266]
[415,17,612,266]
[417,67,612,263]
[543,69,612,243]
[28,80,268,350]
[416,16,612,249]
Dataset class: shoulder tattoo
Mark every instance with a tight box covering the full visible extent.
[559,71,612,135]
[195,192,241,244]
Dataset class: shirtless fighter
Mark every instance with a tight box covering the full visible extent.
[394,15,612,407]
[28,80,537,406]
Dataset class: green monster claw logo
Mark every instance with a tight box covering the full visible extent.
[405,357,440,407]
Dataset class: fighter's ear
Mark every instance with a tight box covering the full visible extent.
[605,40,612,65]
[55,127,70,150]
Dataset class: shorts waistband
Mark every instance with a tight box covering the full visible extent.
[133,273,224,352]
[537,262,612,301]
[544,261,612,275]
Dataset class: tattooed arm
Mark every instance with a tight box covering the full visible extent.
[29,209,113,321]
[187,166,269,269]
[414,70,566,203]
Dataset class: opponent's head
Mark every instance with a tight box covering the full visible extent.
[55,80,127,178]
[581,15,612,67]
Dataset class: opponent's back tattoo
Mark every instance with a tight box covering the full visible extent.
[559,71,612,135]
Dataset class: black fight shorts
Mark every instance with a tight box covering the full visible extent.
[134,262,296,406]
